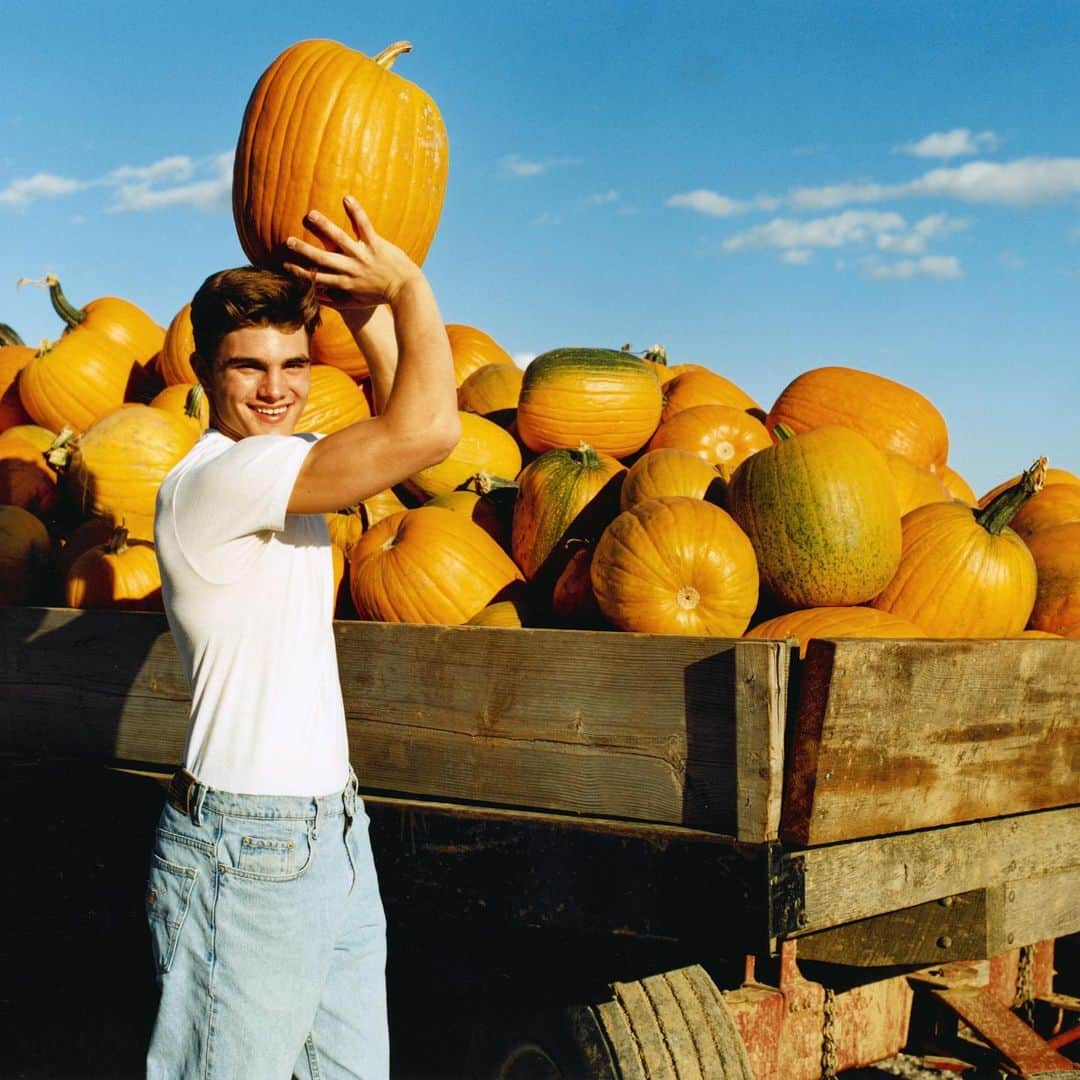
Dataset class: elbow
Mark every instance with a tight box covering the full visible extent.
[428,413,462,464]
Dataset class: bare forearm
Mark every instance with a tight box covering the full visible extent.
[345,305,397,414]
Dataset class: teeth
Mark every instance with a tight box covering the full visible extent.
[252,405,288,416]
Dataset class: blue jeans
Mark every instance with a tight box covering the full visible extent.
[145,769,388,1079]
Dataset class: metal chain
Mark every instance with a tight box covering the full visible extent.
[821,986,839,1080]
[1013,943,1036,1025]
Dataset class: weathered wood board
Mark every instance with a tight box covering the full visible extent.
[781,637,1080,846]
[0,606,790,834]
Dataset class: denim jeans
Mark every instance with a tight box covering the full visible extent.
[145,769,388,1079]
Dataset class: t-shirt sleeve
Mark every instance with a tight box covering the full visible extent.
[173,434,318,553]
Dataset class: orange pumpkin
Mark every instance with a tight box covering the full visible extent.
[65,526,163,611]
[647,404,772,479]
[233,39,448,269]
[426,487,511,549]
[511,443,625,582]
[620,448,724,512]
[457,363,524,422]
[590,496,759,636]
[310,306,369,380]
[406,411,520,500]
[62,405,200,540]
[938,464,977,505]
[744,606,926,656]
[33,274,164,367]
[349,506,522,624]
[295,364,371,435]
[882,450,952,516]
[446,324,517,386]
[326,505,365,561]
[150,383,210,433]
[361,487,410,529]
[19,330,139,434]
[516,348,663,459]
[0,428,58,515]
[728,426,902,608]
[157,303,197,385]
[660,369,760,423]
[1009,484,1080,538]
[979,467,1080,506]
[57,515,121,579]
[871,459,1044,637]
[767,365,949,471]
[1025,522,1080,636]
[0,343,35,432]
[0,505,51,604]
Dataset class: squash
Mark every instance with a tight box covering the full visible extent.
[457,363,524,423]
[310,306,369,379]
[157,303,197,385]
[349,506,522,624]
[511,443,625,582]
[59,405,200,540]
[426,486,511,549]
[620,448,724,512]
[361,486,409,529]
[0,342,35,432]
[233,39,448,269]
[516,348,663,458]
[150,383,209,433]
[0,428,58,515]
[18,331,139,434]
[295,364,371,435]
[938,464,977,505]
[979,467,1080,506]
[446,324,516,386]
[406,411,520,500]
[1008,483,1080,538]
[26,274,164,367]
[727,426,902,608]
[767,365,949,471]
[870,458,1044,637]
[647,404,772,479]
[1024,521,1080,636]
[0,505,51,604]
[882,450,952,516]
[744,606,925,656]
[466,582,533,628]
[65,525,163,611]
[660,368,760,423]
[590,496,759,636]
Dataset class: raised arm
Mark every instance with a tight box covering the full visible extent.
[283,198,460,514]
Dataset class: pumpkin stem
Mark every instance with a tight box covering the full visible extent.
[19,274,86,329]
[184,382,206,420]
[105,526,130,556]
[458,471,519,497]
[643,344,668,365]
[373,41,412,69]
[773,423,796,441]
[44,427,77,472]
[975,457,1047,535]
[0,322,25,346]
[575,442,601,468]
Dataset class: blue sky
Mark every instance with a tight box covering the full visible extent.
[3,1,1077,495]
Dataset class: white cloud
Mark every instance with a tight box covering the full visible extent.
[897,128,1001,159]
[0,172,85,208]
[876,212,968,254]
[780,248,813,264]
[108,152,233,213]
[531,211,561,226]
[513,352,536,369]
[501,154,581,178]
[587,190,619,205]
[868,255,964,280]
[998,253,1026,269]
[668,189,780,216]
[723,210,906,252]
[107,156,195,185]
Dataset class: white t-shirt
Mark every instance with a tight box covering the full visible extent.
[154,429,349,796]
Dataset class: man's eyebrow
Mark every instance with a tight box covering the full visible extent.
[222,355,310,366]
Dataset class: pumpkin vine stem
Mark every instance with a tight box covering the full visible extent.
[18,274,87,329]
[458,471,519,497]
[184,383,206,420]
[44,427,77,472]
[0,322,25,346]
[106,526,130,556]
[975,457,1047,536]
[773,423,796,441]
[373,41,412,69]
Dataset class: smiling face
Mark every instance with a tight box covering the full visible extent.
[200,324,312,440]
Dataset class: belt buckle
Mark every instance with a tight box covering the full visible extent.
[168,768,197,814]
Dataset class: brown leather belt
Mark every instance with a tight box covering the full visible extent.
[167,768,200,814]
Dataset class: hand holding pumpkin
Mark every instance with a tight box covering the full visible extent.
[283,196,421,313]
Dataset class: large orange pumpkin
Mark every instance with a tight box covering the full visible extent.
[65,526,163,612]
[0,343,35,432]
[647,403,772,479]
[1025,522,1080,636]
[157,303,196,385]
[349,506,522,624]
[310,306,369,379]
[0,428,58,515]
[882,450,952,517]
[660,368,761,423]
[446,324,517,386]
[295,364,371,435]
[0,505,51,604]
[233,39,448,269]
[767,365,949,471]
[620,448,724,512]
[150,383,209,434]
[457,363,524,422]
[517,349,663,459]
[870,459,1044,637]
[744,606,926,656]
[727,426,903,608]
[1008,484,1080,538]
[511,443,625,582]
[406,411,520,500]
[938,464,977,505]
[591,496,759,636]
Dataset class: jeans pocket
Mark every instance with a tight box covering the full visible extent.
[145,854,197,974]
[224,819,314,882]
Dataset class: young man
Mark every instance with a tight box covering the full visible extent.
[147,197,460,1078]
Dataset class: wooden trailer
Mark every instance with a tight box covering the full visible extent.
[2,605,1079,1078]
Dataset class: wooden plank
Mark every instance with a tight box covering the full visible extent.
[1,607,783,830]
[986,866,1080,955]
[794,805,1080,934]
[735,640,790,844]
[782,637,1080,846]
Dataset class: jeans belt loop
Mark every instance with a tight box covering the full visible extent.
[191,781,207,827]
[311,796,321,841]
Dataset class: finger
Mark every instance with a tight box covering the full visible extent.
[298,209,365,255]
[284,235,357,273]
[343,196,377,246]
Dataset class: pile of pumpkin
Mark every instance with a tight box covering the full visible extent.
[1,285,1077,649]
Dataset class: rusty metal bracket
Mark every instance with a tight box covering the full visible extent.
[768,847,806,940]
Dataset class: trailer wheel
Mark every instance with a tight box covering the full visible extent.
[466,965,753,1079]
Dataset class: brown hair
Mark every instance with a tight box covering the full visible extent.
[190,266,321,370]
